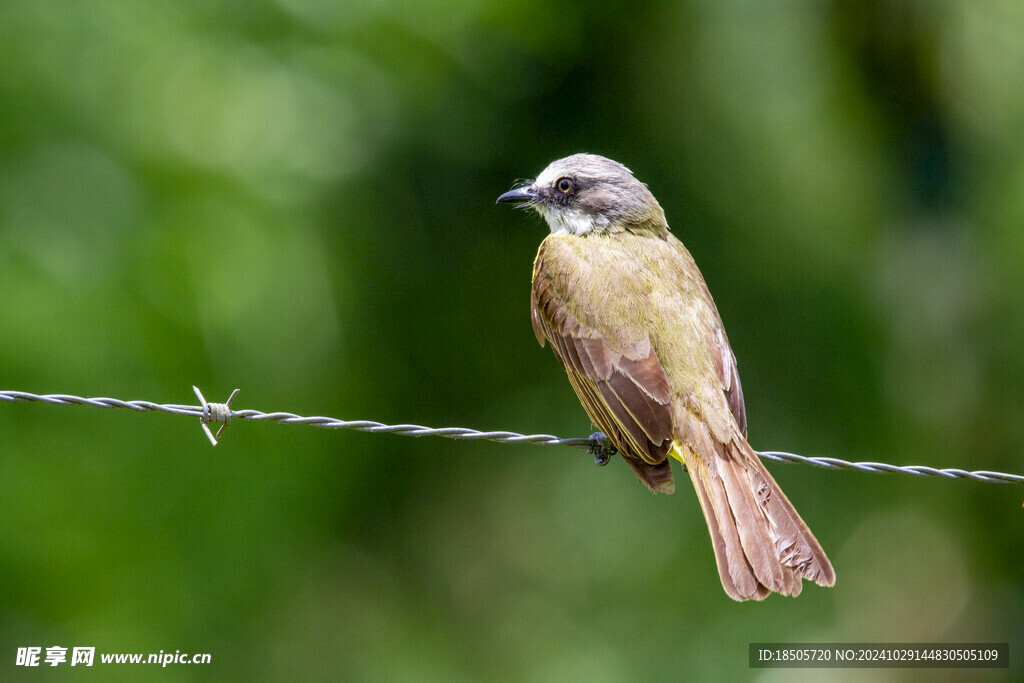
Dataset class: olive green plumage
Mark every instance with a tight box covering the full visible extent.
[498,153,835,600]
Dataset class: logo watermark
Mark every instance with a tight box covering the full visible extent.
[16,647,211,668]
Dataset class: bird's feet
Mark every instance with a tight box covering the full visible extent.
[588,432,617,466]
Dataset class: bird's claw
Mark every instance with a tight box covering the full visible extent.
[588,432,616,466]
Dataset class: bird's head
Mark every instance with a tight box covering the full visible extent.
[497,153,667,237]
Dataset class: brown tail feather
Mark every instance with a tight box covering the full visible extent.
[670,435,834,601]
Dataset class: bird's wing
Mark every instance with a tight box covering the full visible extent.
[531,244,674,471]
[696,277,747,436]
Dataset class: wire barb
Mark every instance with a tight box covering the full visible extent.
[1,388,1022,486]
[193,386,240,446]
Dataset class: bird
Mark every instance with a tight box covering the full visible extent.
[497,153,835,600]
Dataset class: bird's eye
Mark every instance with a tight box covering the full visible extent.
[556,177,575,194]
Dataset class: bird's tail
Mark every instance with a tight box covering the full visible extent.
[670,435,835,600]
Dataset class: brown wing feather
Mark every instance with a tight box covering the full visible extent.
[700,279,747,436]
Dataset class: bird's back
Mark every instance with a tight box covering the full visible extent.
[532,229,745,442]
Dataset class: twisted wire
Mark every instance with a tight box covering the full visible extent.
[2,389,1022,485]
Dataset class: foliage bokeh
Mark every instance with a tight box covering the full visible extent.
[2,1,1022,679]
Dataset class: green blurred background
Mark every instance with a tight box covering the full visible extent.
[2,0,1022,680]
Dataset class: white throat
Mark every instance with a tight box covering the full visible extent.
[535,204,602,236]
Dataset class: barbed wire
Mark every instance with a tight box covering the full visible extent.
[2,388,1022,485]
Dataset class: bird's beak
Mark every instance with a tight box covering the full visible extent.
[496,184,536,204]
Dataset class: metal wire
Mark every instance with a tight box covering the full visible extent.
[2,388,1022,485]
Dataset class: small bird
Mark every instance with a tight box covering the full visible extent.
[497,154,835,600]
